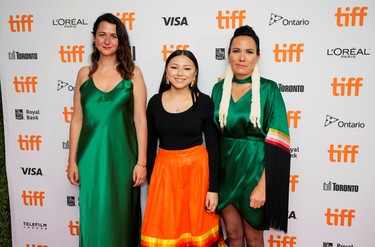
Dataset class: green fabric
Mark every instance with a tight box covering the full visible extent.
[77,78,140,247]
[211,77,289,230]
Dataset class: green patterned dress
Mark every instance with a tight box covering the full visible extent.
[77,78,140,246]
[211,76,291,232]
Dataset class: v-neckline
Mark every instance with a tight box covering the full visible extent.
[231,88,252,103]
[91,78,123,94]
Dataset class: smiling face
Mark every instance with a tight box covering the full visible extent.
[228,35,260,79]
[93,21,119,57]
[166,55,197,90]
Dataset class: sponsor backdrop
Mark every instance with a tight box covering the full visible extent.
[0,0,374,246]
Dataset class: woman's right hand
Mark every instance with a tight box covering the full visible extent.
[67,162,80,186]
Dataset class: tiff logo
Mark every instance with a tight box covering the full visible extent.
[161,44,190,62]
[268,235,297,247]
[331,77,363,96]
[325,208,356,226]
[328,144,359,163]
[14,76,37,93]
[274,43,304,62]
[68,220,80,236]
[59,45,84,63]
[290,175,299,192]
[335,6,368,27]
[115,12,135,30]
[287,110,301,128]
[22,190,45,206]
[216,10,246,29]
[26,245,48,247]
[8,14,33,32]
[63,106,74,123]
[18,135,42,151]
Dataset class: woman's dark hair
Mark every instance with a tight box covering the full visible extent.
[228,25,260,56]
[159,50,200,109]
[89,13,135,80]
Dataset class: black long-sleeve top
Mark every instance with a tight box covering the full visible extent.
[146,92,219,192]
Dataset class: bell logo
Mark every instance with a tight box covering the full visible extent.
[8,14,33,32]
[161,44,190,62]
[18,135,42,151]
[335,7,368,27]
[63,106,74,123]
[325,208,356,226]
[115,12,135,30]
[59,45,85,63]
[290,175,299,192]
[13,76,38,93]
[331,77,363,96]
[287,110,301,128]
[273,43,304,62]
[216,10,246,29]
[22,190,45,206]
[328,144,359,163]
[68,220,80,236]
[268,235,297,247]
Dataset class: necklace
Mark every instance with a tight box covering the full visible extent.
[169,90,190,112]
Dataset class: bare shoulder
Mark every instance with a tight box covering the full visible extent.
[132,66,144,80]
[76,66,90,87]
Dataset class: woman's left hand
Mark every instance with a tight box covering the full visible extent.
[249,184,266,209]
[205,192,218,213]
[132,164,146,187]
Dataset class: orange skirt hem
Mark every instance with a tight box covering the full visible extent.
[141,225,223,247]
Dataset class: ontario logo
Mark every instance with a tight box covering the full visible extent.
[269,13,310,26]
[324,115,365,128]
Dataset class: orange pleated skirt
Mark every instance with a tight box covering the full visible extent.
[141,145,224,247]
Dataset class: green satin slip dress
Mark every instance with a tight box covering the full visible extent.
[76,78,140,247]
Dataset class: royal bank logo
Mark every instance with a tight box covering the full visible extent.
[290,147,299,159]
[57,80,75,91]
[9,50,38,60]
[52,17,89,28]
[67,196,79,206]
[323,242,353,247]
[324,115,365,128]
[323,181,359,192]
[269,13,310,26]
[23,221,48,230]
[215,48,226,60]
[15,109,40,120]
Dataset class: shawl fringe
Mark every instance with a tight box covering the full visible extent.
[264,142,291,233]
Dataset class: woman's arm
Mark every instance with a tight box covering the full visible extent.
[131,66,148,187]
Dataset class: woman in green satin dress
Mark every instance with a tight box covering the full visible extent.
[211,26,291,247]
[67,13,147,247]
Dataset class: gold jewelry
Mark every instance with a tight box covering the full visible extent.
[136,163,146,168]
[169,90,190,112]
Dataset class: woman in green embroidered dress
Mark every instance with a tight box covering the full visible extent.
[211,25,291,247]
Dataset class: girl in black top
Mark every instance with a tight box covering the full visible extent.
[141,50,223,247]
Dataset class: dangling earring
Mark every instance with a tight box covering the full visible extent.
[166,80,170,85]
[190,77,196,88]
[166,74,170,85]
